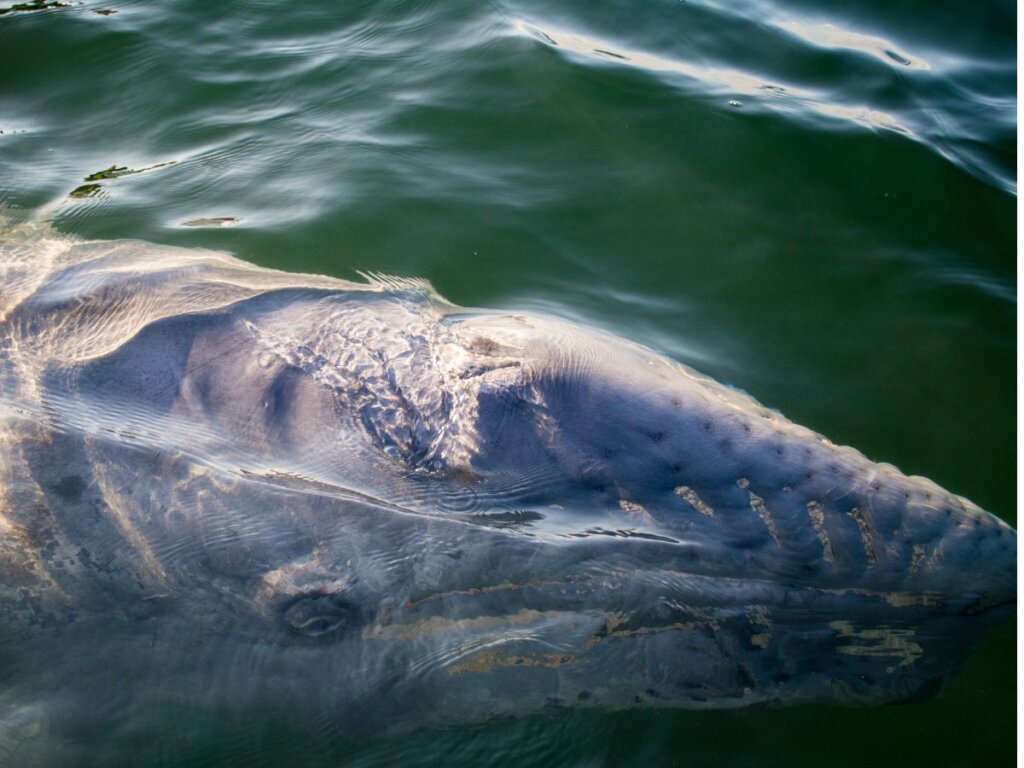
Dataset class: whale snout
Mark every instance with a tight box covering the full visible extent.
[441,312,1015,707]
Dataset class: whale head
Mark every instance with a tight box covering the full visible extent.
[4,247,1013,735]
[234,305,1014,728]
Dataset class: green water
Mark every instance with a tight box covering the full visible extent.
[0,0,1015,765]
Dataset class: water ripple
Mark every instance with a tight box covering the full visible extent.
[504,8,1013,193]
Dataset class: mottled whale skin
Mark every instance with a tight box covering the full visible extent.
[0,220,1015,756]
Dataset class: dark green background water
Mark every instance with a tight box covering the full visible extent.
[0,0,1015,765]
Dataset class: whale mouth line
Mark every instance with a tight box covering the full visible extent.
[377,570,986,641]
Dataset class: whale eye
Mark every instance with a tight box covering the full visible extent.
[283,593,358,637]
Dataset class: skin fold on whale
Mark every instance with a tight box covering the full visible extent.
[0,218,1015,756]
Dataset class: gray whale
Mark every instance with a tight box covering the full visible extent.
[0,219,1015,757]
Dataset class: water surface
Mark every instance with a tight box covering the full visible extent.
[0,0,1015,765]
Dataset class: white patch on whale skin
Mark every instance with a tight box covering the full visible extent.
[848,506,878,566]
[806,501,835,565]
[829,620,923,671]
[737,478,781,547]
[673,486,715,517]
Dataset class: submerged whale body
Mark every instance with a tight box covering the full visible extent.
[0,220,1015,753]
